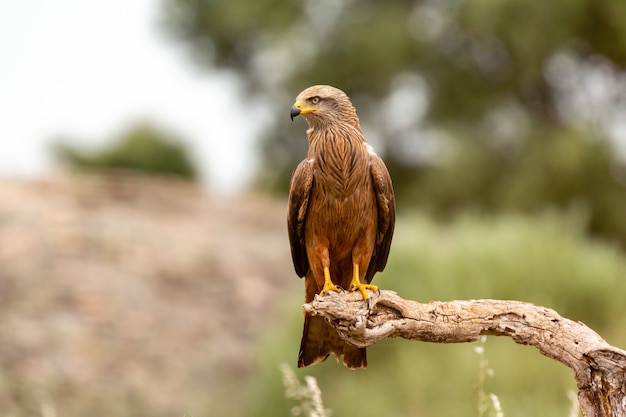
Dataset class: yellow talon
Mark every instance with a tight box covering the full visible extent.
[349,263,378,300]
[321,266,342,294]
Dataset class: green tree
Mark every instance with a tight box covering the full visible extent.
[162,0,626,245]
[53,123,198,179]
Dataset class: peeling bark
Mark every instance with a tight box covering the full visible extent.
[303,290,626,417]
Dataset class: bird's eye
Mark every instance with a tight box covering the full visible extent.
[310,96,320,105]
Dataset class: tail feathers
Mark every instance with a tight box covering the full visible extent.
[298,315,366,369]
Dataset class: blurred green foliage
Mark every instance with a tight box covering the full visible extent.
[162,0,626,247]
[398,128,626,247]
[53,123,198,179]
[240,212,626,417]
[159,1,626,413]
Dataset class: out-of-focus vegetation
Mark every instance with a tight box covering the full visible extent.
[52,123,198,179]
[159,0,626,415]
[405,129,626,247]
[242,212,626,417]
[2,184,624,417]
[5,1,623,416]
[162,0,626,247]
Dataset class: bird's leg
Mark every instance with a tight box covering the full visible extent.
[321,266,342,294]
[349,263,378,300]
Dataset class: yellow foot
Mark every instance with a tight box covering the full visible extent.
[321,281,342,294]
[320,266,342,295]
[349,263,379,301]
[351,281,378,300]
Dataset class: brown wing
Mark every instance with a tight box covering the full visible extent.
[287,159,314,278]
[364,153,396,283]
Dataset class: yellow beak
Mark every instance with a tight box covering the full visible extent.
[290,101,318,120]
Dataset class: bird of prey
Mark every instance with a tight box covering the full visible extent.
[288,85,395,369]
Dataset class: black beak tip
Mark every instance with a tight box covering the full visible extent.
[290,106,301,121]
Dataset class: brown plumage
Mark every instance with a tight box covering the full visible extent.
[287,85,395,369]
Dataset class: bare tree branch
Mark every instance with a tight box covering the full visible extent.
[303,290,626,417]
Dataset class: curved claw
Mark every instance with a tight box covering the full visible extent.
[321,281,342,295]
[354,283,379,301]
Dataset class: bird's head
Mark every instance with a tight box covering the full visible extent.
[290,85,360,129]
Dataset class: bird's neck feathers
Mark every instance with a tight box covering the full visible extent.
[307,122,366,155]
[306,109,364,147]
[305,111,370,184]
[306,119,370,198]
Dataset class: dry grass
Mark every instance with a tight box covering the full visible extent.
[281,364,330,417]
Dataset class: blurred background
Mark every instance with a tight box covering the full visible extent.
[1,0,626,416]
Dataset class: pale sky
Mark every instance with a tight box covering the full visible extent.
[0,0,261,194]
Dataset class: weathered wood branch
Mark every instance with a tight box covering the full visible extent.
[303,290,626,417]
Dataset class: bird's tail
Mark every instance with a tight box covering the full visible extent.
[298,314,367,369]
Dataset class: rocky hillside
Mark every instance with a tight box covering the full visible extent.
[0,172,298,416]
